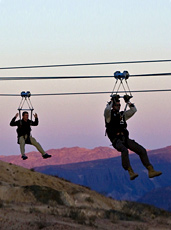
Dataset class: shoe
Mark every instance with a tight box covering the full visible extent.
[22,155,28,160]
[42,153,52,159]
[147,165,162,178]
[128,167,139,180]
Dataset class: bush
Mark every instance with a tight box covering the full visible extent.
[69,209,87,225]
[0,199,3,208]
[23,185,64,205]
[85,197,94,203]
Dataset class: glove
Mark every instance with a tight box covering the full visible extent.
[111,94,120,102]
[108,100,112,105]
[123,95,131,103]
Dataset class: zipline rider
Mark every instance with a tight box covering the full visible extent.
[10,111,51,160]
[104,94,162,180]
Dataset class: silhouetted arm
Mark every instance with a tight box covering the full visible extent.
[124,103,137,121]
[10,116,19,126]
[104,101,113,123]
[31,117,38,126]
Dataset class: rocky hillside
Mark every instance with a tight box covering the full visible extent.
[34,146,171,211]
[0,160,170,230]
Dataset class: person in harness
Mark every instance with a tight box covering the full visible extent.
[10,111,51,160]
[104,94,162,180]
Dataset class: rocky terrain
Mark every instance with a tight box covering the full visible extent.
[34,146,171,211]
[0,160,170,230]
[1,146,171,212]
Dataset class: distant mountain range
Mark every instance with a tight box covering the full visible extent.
[138,186,171,211]
[1,145,171,211]
[0,146,121,169]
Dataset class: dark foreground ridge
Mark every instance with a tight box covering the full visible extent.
[34,146,171,211]
[0,160,170,230]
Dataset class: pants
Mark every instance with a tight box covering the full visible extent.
[19,135,46,156]
[113,137,151,170]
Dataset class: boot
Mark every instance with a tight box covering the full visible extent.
[42,153,52,159]
[147,165,162,178]
[128,167,139,180]
[21,155,28,160]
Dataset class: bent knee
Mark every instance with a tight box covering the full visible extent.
[115,143,128,153]
[19,137,25,144]
[30,137,38,144]
[137,146,147,155]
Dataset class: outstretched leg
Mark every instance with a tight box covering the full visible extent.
[126,138,162,178]
[126,138,151,168]
[30,136,51,158]
[30,136,46,156]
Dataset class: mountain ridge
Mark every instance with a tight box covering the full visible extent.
[33,146,171,211]
[0,145,170,169]
[138,186,171,211]
[0,146,124,168]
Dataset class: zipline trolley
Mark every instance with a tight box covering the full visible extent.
[18,91,34,120]
[111,71,133,110]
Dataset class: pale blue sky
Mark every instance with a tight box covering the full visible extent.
[0,0,171,155]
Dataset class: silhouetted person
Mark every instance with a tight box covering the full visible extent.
[104,94,162,180]
[10,111,51,160]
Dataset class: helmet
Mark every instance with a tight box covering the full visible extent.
[111,94,120,104]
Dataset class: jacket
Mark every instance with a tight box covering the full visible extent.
[104,101,137,141]
[10,117,38,137]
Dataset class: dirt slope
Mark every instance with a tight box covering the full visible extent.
[0,160,170,230]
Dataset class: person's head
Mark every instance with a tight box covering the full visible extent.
[22,111,29,121]
[111,94,121,112]
[113,101,121,112]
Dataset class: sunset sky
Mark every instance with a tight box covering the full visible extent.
[0,0,171,155]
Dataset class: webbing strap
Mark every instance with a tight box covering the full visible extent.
[111,78,132,97]
[120,79,127,94]
[125,79,132,96]
[111,79,118,96]
[18,97,34,121]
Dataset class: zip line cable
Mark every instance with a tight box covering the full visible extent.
[0,72,171,81]
[0,59,171,70]
[0,89,171,97]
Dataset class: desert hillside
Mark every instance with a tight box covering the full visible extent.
[34,146,171,211]
[0,160,170,230]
